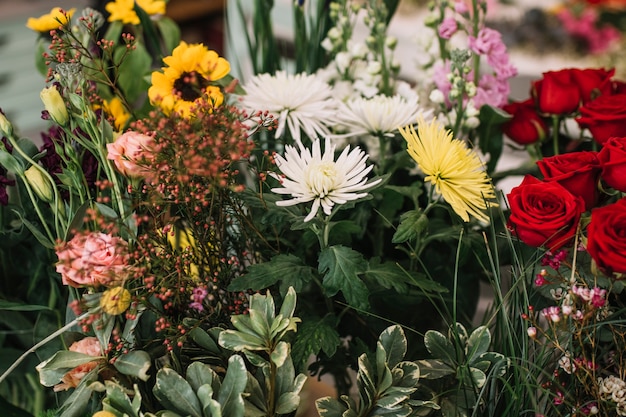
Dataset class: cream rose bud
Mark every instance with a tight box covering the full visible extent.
[0,110,13,137]
[24,166,54,202]
[106,131,155,178]
[40,86,69,126]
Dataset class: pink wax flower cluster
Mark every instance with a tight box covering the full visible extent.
[55,231,131,288]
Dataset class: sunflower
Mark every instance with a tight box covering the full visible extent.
[26,7,75,33]
[399,116,498,223]
[148,42,230,118]
[102,97,131,131]
[105,0,166,25]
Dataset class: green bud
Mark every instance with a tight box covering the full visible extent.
[0,111,13,137]
[24,165,54,202]
[40,86,69,126]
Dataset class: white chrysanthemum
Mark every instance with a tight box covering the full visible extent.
[333,94,426,138]
[271,138,381,222]
[239,71,337,146]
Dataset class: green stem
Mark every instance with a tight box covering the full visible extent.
[551,115,560,156]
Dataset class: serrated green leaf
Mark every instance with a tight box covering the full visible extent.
[113,350,150,381]
[423,330,456,364]
[364,258,408,293]
[291,315,341,371]
[392,209,428,244]
[415,359,455,379]
[318,245,369,310]
[153,368,202,417]
[218,355,247,417]
[228,254,314,293]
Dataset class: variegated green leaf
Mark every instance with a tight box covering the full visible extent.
[416,359,455,379]
[217,355,247,417]
[379,325,407,370]
[153,368,202,417]
[466,326,490,361]
[424,330,455,364]
[113,350,151,381]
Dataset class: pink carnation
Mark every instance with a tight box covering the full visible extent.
[106,131,156,179]
[56,231,131,288]
[438,17,458,39]
[54,337,102,392]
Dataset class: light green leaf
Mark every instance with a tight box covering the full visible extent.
[318,245,369,310]
[423,330,456,364]
[356,354,376,410]
[153,368,202,417]
[103,380,136,417]
[113,350,151,381]
[116,42,152,103]
[270,340,289,368]
[275,392,300,415]
[156,16,181,54]
[0,150,24,175]
[217,355,247,417]
[315,396,348,417]
[197,384,222,417]
[36,351,102,387]
[278,287,297,320]
[466,326,490,361]
[186,362,219,393]
[219,328,266,352]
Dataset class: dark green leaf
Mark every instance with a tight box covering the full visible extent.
[315,396,348,417]
[318,245,369,311]
[155,17,181,54]
[423,330,456,365]
[392,209,428,244]
[228,254,314,293]
[153,368,202,417]
[415,359,455,379]
[379,326,407,370]
[291,315,341,371]
[0,300,51,311]
[364,258,408,293]
[476,104,511,174]
[115,42,152,103]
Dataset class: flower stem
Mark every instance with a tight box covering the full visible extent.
[551,115,560,156]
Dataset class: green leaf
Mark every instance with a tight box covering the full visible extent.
[0,300,51,311]
[392,209,428,244]
[393,361,420,387]
[275,392,300,415]
[228,254,314,293]
[115,42,152,103]
[218,328,266,352]
[188,327,221,354]
[468,367,487,389]
[476,104,511,174]
[11,210,54,249]
[318,245,369,311]
[466,326,490,361]
[95,202,119,219]
[186,362,220,393]
[113,350,151,381]
[58,374,97,417]
[0,149,24,175]
[364,258,408,293]
[356,354,376,411]
[278,286,297,320]
[291,315,341,371]
[423,330,456,365]
[103,380,137,417]
[36,351,102,387]
[104,21,123,45]
[270,340,289,368]
[315,396,349,417]
[197,384,222,417]
[415,359,455,379]
[217,355,247,417]
[153,368,202,417]
[156,17,181,54]
[379,325,407,370]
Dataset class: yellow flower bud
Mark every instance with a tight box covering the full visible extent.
[40,86,69,126]
[24,166,54,202]
[0,111,13,137]
[100,287,131,315]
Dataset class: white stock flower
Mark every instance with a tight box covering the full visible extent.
[239,71,337,146]
[333,94,427,138]
[270,138,381,222]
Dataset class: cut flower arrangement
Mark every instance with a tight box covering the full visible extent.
[0,1,626,417]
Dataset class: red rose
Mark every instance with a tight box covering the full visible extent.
[598,136,626,192]
[502,99,549,145]
[571,68,615,104]
[587,198,626,275]
[537,151,601,210]
[576,94,626,145]
[507,175,585,250]
[533,69,581,115]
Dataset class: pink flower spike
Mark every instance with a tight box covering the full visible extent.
[438,17,458,40]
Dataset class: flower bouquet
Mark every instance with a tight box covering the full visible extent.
[1,0,625,416]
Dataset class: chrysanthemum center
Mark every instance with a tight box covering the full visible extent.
[173,71,210,102]
[306,162,338,197]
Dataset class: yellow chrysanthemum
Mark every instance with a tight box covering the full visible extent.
[100,287,131,315]
[102,97,131,131]
[26,7,75,33]
[399,116,498,223]
[105,0,166,25]
[148,42,230,118]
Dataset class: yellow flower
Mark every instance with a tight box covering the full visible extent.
[148,42,230,118]
[40,86,69,126]
[24,166,54,202]
[26,7,75,33]
[399,116,498,223]
[93,412,116,417]
[100,287,131,315]
[105,0,166,25]
[166,225,197,251]
[102,97,131,131]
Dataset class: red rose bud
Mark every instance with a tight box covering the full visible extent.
[507,175,585,250]
[598,136,626,192]
[502,99,548,145]
[576,93,626,146]
[533,69,581,115]
[537,151,601,210]
[587,198,626,275]
[571,67,615,104]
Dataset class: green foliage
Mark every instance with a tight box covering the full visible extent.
[316,325,439,417]
[318,245,370,311]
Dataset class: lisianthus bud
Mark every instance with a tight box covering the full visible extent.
[100,287,131,315]
[40,86,68,126]
[0,110,13,137]
[24,166,53,202]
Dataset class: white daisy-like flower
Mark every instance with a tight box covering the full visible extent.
[270,138,381,222]
[333,94,427,138]
[239,71,337,146]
